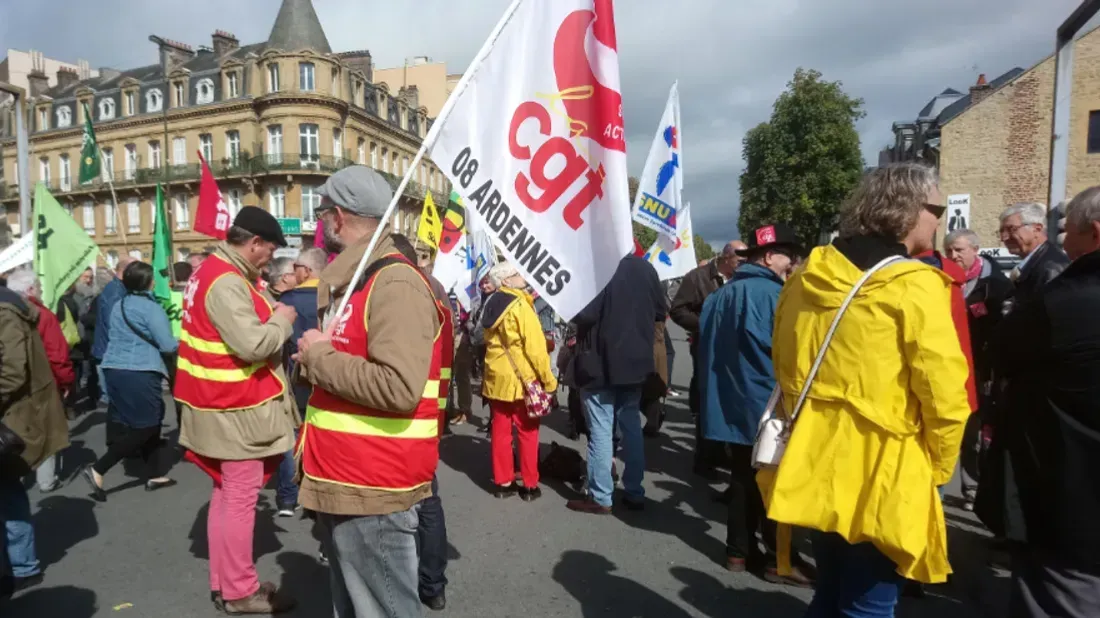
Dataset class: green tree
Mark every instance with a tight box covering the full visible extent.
[693,236,715,263]
[628,176,657,250]
[739,68,865,246]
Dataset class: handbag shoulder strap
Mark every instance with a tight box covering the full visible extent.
[120,296,159,350]
[787,255,907,423]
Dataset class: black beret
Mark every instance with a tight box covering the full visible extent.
[233,206,287,248]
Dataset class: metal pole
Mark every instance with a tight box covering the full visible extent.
[14,94,30,236]
[1048,0,1100,210]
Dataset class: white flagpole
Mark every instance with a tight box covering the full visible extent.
[326,0,524,330]
[96,144,128,248]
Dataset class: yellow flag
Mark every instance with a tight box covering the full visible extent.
[417,191,443,250]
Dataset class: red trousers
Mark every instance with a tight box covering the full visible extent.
[489,399,540,488]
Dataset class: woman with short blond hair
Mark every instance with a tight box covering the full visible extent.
[759,163,971,616]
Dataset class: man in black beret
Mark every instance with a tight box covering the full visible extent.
[173,205,299,614]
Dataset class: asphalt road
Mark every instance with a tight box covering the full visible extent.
[4,325,1009,617]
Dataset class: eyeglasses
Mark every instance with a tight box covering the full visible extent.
[999,223,1035,237]
[923,203,947,219]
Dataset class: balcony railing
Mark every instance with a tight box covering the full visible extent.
[250,154,353,174]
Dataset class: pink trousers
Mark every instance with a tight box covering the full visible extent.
[207,459,264,601]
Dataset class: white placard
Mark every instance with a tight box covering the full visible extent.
[947,194,971,233]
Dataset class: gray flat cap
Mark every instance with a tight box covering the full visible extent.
[317,165,393,218]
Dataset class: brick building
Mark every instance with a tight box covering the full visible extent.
[939,26,1100,253]
[0,0,450,266]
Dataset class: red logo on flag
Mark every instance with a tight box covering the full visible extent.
[195,152,230,240]
[552,0,624,152]
[755,226,777,246]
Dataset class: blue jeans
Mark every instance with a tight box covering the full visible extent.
[417,477,447,599]
[276,429,301,507]
[806,531,903,618]
[0,479,40,578]
[320,506,421,618]
[582,387,644,507]
[97,363,109,404]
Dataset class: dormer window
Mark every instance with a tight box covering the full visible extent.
[174,82,186,107]
[227,72,240,98]
[124,91,136,116]
[98,98,115,120]
[56,106,72,128]
[146,89,163,113]
[196,78,214,105]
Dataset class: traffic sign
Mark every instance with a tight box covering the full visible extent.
[277,218,302,236]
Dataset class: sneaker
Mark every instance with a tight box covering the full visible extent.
[223,582,295,615]
[318,548,329,566]
[518,486,542,502]
[276,502,299,518]
[725,557,747,572]
[493,484,518,499]
[566,497,612,515]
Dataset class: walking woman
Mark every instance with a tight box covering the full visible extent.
[758,163,971,616]
[81,261,179,501]
[481,263,557,501]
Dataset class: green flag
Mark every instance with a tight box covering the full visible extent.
[78,104,99,184]
[152,184,173,303]
[33,183,98,309]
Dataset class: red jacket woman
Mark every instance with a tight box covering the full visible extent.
[916,250,978,412]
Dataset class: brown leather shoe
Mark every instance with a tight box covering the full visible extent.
[224,582,295,615]
[566,497,612,515]
[725,557,747,572]
[764,565,814,588]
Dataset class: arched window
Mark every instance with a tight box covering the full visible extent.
[98,98,115,120]
[55,106,72,128]
[195,78,215,105]
[146,89,163,113]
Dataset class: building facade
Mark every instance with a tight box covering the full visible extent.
[0,0,450,266]
[939,26,1100,251]
[373,57,460,118]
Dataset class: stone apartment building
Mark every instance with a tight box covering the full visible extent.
[939,26,1100,252]
[0,0,449,266]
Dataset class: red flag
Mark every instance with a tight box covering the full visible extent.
[195,152,230,240]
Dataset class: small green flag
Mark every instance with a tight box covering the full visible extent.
[33,183,98,309]
[152,184,182,335]
[78,104,99,184]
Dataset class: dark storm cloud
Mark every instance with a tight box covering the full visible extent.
[0,0,1086,245]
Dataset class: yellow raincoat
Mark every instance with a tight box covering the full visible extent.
[757,244,970,584]
[481,287,558,402]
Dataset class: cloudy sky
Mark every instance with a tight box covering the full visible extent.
[0,0,1088,243]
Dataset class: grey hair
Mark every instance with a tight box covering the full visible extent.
[838,162,939,241]
[999,202,1046,227]
[488,262,520,289]
[268,257,296,278]
[1066,186,1100,233]
[944,228,980,250]
[6,268,38,298]
[296,247,327,275]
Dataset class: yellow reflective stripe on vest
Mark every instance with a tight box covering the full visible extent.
[306,407,439,439]
[177,356,265,382]
[440,367,452,379]
[423,380,439,399]
[180,331,234,355]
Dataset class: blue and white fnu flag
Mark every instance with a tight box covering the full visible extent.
[632,82,682,238]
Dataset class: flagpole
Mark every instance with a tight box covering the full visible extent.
[326,0,524,330]
[97,144,128,248]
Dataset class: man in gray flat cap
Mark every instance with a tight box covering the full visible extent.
[293,166,453,617]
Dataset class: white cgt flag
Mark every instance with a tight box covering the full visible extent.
[642,202,696,281]
[632,82,683,238]
[430,0,632,320]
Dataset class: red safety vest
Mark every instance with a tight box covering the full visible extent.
[173,253,286,411]
[299,254,453,492]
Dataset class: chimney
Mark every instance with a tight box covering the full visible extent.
[338,50,373,82]
[969,73,992,107]
[212,30,239,56]
[149,35,196,72]
[56,66,80,90]
[26,70,49,97]
[400,85,419,109]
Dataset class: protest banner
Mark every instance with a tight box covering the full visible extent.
[632,82,683,238]
[643,202,696,281]
[195,152,230,240]
[33,183,98,308]
[431,0,632,319]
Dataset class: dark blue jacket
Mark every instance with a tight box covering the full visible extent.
[698,263,783,445]
[280,281,320,413]
[92,278,125,360]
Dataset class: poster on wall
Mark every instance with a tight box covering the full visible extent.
[947,194,971,233]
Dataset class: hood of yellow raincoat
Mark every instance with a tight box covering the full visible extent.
[758,243,971,585]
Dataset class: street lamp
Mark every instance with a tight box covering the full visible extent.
[0,82,31,236]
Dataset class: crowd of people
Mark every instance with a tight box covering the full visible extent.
[1,160,1099,617]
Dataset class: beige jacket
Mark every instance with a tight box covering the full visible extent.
[178,243,300,461]
[297,232,441,516]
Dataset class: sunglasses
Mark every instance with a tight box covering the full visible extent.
[924,203,947,219]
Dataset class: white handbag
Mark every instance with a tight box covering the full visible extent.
[751,255,906,470]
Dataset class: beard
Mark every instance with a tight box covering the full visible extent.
[322,223,345,254]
